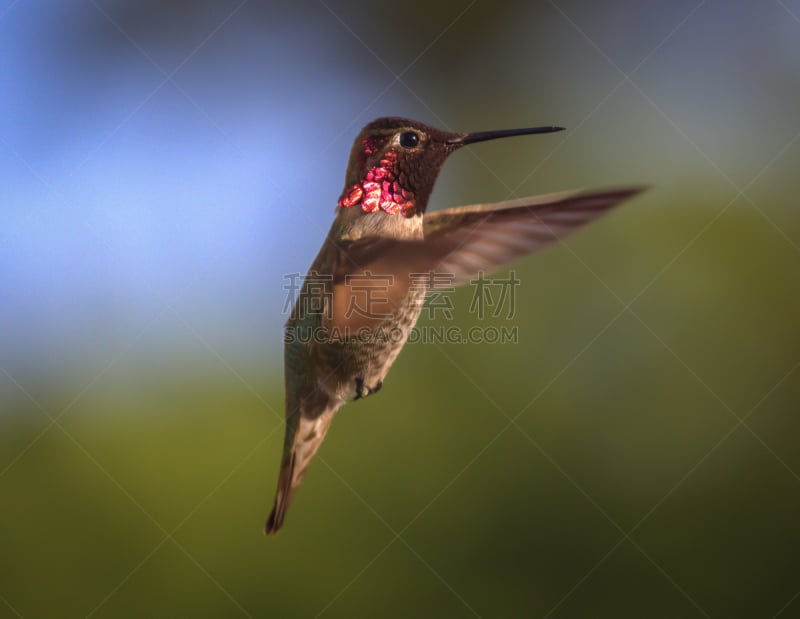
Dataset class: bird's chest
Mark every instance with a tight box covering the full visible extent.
[320,285,426,388]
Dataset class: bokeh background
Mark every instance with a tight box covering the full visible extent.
[2,0,800,617]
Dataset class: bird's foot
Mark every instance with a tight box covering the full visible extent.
[353,378,383,400]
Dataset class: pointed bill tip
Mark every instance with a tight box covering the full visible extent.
[450,125,565,145]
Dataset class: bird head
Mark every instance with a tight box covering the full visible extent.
[337,117,564,218]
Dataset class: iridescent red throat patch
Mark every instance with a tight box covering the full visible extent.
[338,139,416,217]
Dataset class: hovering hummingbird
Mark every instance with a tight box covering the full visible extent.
[265,117,643,534]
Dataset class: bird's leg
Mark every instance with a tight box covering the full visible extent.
[353,378,383,400]
[354,377,366,400]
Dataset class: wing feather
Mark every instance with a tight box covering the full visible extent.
[338,187,645,289]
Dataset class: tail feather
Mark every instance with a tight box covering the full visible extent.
[265,450,295,534]
[265,400,338,535]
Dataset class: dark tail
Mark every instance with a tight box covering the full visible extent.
[265,451,296,534]
[264,398,339,535]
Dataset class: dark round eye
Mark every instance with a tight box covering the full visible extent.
[399,131,420,148]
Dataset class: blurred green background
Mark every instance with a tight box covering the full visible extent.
[2,0,800,617]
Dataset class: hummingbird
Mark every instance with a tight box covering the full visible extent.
[265,116,643,534]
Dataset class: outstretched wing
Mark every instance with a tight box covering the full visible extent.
[338,187,645,289]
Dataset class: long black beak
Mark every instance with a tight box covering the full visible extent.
[450,126,565,145]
